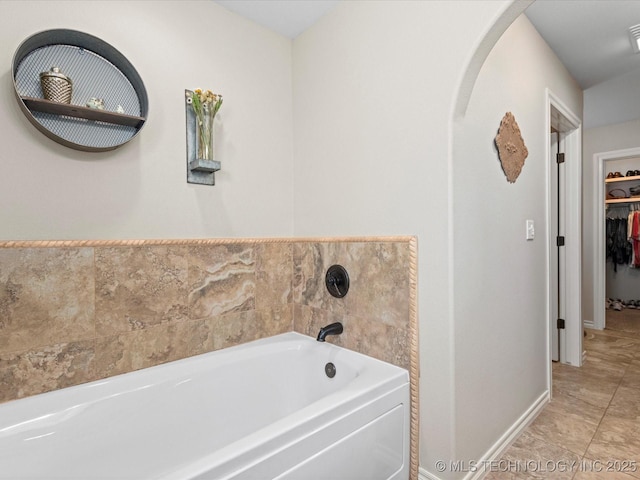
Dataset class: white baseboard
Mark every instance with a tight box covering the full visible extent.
[418,466,439,480]
[418,390,549,480]
[583,319,594,329]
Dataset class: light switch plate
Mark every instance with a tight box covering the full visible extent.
[526,219,535,240]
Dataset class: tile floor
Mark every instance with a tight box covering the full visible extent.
[485,308,640,479]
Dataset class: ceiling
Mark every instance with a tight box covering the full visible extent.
[214,0,640,127]
[214,0,640,90]
[213,0,340,39]
[525,0,640,89]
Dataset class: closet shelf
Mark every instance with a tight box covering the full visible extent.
[606,197,640,205]
[605,175,640,184]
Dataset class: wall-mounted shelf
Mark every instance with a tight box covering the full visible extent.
[12,29,148,152]
[185,89,221,186]
[20,96,145,128]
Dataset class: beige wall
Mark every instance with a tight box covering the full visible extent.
[291,2,516,473]
[0,1,294,240]
[292,2,584,477]
[453,14,582,466]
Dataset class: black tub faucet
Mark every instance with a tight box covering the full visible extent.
[316,322,343,342]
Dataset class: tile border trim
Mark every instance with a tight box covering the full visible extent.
[0,236,415,248]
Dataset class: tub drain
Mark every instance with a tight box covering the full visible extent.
[325,362,336,378]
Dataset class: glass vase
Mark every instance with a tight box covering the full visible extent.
[196,102,215,161]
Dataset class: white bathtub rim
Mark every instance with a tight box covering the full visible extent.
[0,332,409,480]
[0,332,405,429]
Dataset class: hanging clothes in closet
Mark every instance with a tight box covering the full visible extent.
[606,205,632,271]
[629,206,640,268]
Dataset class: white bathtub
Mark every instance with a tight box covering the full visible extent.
[0,332,410,479]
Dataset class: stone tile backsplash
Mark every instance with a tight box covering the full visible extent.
[0,248,95,354]
[95,245,191,336]
[292,241,412,369]
[0,238,414,403]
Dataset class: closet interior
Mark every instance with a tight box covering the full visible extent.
[605,159,640,328]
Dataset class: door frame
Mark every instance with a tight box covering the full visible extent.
[546,89,582,369]
[593,146,640,330]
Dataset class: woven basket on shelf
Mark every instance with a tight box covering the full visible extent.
[39,67,72,103]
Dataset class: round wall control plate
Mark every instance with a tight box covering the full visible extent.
[325,264,349,298]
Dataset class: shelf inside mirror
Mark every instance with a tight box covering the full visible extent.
[21,96,145,128]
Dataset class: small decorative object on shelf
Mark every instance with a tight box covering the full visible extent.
[185,88,223,186]
[86,97,105,109]
[39,67,73,103]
